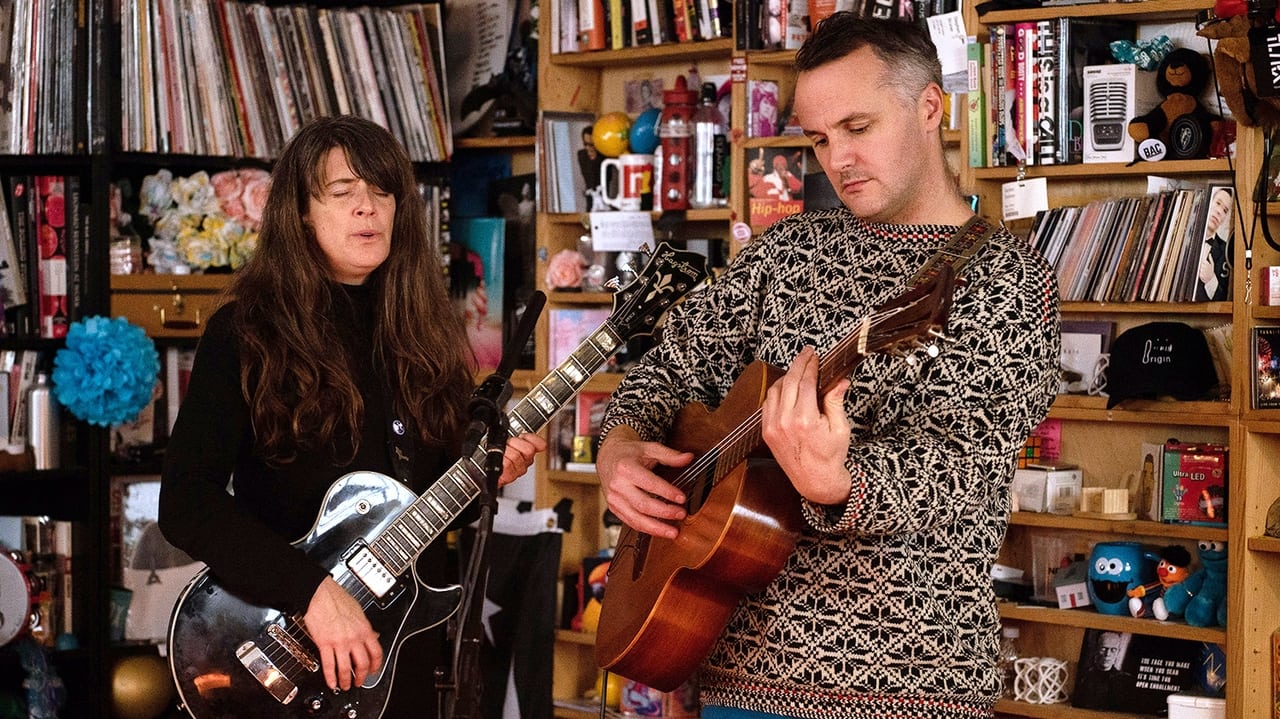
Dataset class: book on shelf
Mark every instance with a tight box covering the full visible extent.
[747,80,780,139]
[966,35,986,168]
[1252,325,1280,410]
[0,188,28,331]
[538,110,596,214]
[1012,22,1036,164]
[748,147,805,229]
[32,176,69,340]
[1032,19,1057,165]
[5,349,39,455]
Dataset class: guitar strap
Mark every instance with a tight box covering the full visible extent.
[904,215,999,290]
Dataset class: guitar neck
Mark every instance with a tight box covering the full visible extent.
[367,321,626,575]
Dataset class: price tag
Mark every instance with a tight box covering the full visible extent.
[1001,177,1048,222]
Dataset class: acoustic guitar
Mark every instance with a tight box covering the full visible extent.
[166,242,708,719]
[595,264,956,691]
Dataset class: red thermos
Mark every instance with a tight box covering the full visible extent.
[657,75,698,211]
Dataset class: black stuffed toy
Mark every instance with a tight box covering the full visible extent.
[1127,48,1221,160]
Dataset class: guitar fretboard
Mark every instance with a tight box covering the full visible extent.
[366,322,625,575]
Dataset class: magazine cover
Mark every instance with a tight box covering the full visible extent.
[748,147,805,228]
[1190,184,1233,302]
[490,173,538,369]
[450,217,506,371]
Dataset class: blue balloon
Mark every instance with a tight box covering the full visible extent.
[629,107,661,155]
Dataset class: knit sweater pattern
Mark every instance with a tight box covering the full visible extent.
[600,209,1061,719]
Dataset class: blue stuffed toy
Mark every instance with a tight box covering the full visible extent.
[1154,540,1227,627]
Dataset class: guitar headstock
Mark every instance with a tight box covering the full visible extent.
[607,242,710,339]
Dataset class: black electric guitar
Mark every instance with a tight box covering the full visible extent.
[167,243,708,719]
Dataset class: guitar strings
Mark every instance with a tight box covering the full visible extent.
[664,304,904,498]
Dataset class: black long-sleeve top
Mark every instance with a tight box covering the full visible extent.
[158,282,454,613]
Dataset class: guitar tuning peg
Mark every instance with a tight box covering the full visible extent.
[638,242,652,255]
[901,352,919,367]
[924,343,941,359]
[604,277,623,290]
[927,328,947,341]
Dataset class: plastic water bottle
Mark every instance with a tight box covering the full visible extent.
[999,625,1020,699]
[691,81,728,209]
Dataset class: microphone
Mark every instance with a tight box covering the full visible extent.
[463,291,547,479]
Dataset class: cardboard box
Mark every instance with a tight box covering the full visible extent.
[1082,64,1157,164]
[1161,442,1228,526]
[1013,464,1083,514]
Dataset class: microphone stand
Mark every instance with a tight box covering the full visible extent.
[438,292,546,719]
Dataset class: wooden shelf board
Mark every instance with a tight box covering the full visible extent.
[110,273,232,291]
[1009,512,1228,542]
[744,48,796,66]
[548,469,600,485]
[454,135,535,150]
[1048,395,1232,425]
[551,38,734,67]
[1251,305,1280,319]
[1060,301,1232,314]
[972,158,1229,181]
[554,700,624,719]
[979,0,1212,24]
[1246,535,1280,553]
[545,209,730,224]
[1242,413,1280,428]
[556,629,597,646]
[993,697,1160,719]
[547,290,615,304]
[998,603,1227,643]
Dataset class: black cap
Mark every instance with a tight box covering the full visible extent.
[1105,322,1218,409]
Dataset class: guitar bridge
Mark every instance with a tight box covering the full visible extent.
[236,641,299,705]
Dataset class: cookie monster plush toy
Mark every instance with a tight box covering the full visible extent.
[1154,540,1227,626]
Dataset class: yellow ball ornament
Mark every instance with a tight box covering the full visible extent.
[592,112,632,158]
[111,655,175,719]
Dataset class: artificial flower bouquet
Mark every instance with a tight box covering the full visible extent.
[137,168,270,273]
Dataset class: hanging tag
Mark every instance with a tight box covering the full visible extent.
[1001,176,1049,222]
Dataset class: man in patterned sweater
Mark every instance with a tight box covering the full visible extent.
[596,14,1061,719]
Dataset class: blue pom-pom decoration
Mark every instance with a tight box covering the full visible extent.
[52,316,160,427]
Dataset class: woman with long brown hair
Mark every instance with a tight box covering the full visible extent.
[159,115,544,717]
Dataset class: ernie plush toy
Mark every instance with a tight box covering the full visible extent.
[1126,544,1192,618]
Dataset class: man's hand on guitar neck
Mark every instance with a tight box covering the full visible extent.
[761,346,854,506]
[597,426,694,540]
[305,576,384,692]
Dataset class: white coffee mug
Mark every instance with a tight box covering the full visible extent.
[599,153,654,211]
